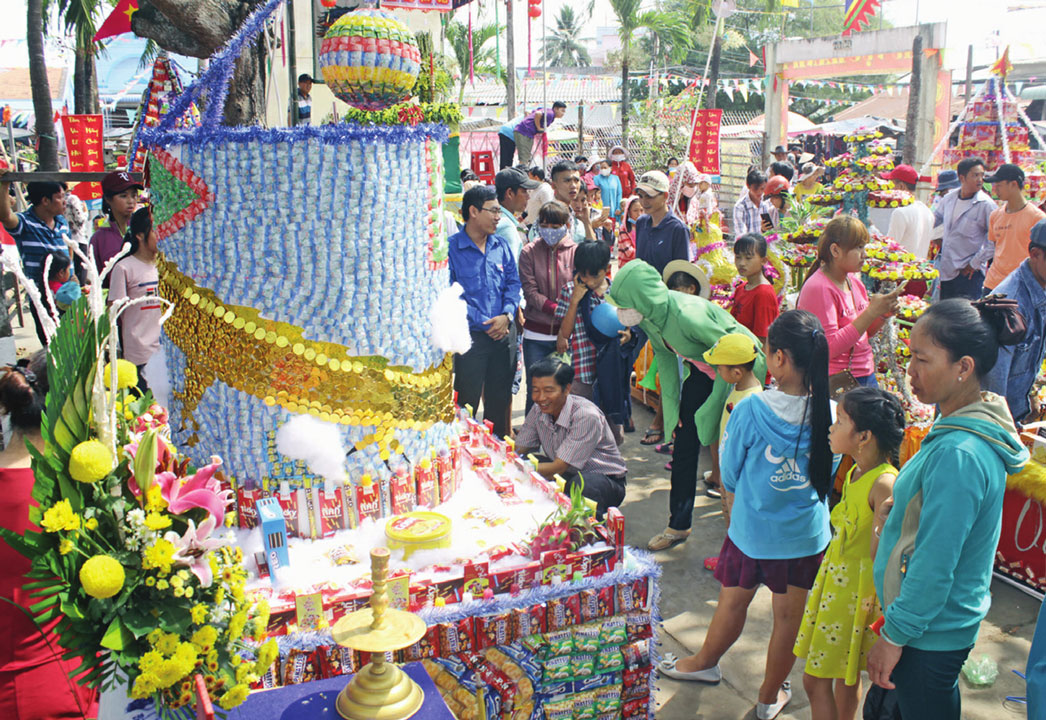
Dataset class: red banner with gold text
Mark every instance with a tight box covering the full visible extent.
[688,109,723,176]
[62,114,104,201]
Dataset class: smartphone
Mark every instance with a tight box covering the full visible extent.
[760,212,773,228]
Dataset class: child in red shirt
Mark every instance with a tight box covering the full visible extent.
[730,234,779,353]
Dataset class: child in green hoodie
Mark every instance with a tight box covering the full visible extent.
[868,299,1029,720]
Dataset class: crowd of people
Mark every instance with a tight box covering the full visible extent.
[454,118,1046,720]
[2,104,1046,719]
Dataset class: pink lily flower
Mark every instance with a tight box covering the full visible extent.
[166,517,223,587]
[157,456,232,522]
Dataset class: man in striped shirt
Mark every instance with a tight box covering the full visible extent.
[515,355,627,518]
[0,179,71,345]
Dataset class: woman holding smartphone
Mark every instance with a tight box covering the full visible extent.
[797,217,906,388]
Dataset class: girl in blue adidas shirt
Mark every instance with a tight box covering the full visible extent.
[660,309,834,720]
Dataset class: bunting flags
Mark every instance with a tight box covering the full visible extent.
[842,0,880,36]
[93,0,138,42]
[748,49,761,67]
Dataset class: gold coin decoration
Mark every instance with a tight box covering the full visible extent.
[158,257,455,443]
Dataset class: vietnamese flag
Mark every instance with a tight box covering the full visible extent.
[93,0,138,42]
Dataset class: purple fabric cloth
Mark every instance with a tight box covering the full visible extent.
[515,109,554,139]
[713,535,824,593]
[89,226,125,274]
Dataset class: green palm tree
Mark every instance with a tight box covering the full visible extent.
[446,20,502,104]
[608,0,691,143]
[27,0,58,170]
[542,6,591,68]
[44,0,103,114]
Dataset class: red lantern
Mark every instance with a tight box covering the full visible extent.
[529,0,541,5]
[528,4,541,17]
[320,0,336,6]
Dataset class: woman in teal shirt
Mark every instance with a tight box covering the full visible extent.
[868,299,1028,719]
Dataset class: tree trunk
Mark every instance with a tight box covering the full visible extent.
[132,0,268,126]
[620,37,630,145]
[26,0,58,170]
[902,34,922,166]
[73,45,99,115]
[506,0,516,116]
[707,33,722,111]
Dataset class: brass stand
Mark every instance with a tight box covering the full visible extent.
[332,547,427,720]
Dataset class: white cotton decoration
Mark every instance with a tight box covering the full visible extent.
[430,283,472,355]
[275,414,347,483]
[142,349,171,408]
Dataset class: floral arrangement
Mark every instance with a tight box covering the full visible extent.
[832,174,894,192]
[896,294,930,321]
[807,191,846,206]
[854,155,894,173]
[866,141,893,156]
[340,101,461,129]
[824,153,852,168]
[774,241,818,268]
[843,129,884,143]
[862,240,939,281]
[0,273,273,715]
[867,191,914,208]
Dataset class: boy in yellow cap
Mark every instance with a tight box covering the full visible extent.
[703,332,764,531]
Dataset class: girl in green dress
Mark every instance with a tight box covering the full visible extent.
[794,387,905,720]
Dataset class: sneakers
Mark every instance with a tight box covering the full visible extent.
[756,681,792,720]
[657,654,722,683]
[647,528,690,551]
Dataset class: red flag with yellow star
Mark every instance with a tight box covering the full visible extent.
[93,0,138,42]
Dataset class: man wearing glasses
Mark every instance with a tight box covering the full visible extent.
[448,185,522,438]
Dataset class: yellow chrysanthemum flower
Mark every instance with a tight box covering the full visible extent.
[84,517,98,531]
[79,555,124,599]
[156,579,169,591]
[41,499,80,533]
[103,359,139,390]
[58,538,74,555]
[69,440,115,484]
[156,658,186,688]
[139,650,164,675]
[254,639,279,674]
[190,604,208,624]
[130,673,159,699]
[144,512,171,530]
[191,626,218,652]
[218,683,250,710]
[145,483,167,512]
[152,631,179,656]
[142,538,176,575]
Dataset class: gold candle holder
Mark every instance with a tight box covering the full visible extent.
[332,547,428,720]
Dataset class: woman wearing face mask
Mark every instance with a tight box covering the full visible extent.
[519,201,581,413]
[609,145,637,198]
[593,160,624,225]
[608,259,767,552]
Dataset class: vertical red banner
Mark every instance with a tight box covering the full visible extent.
[61,114,104,200]
[687,109,723,176]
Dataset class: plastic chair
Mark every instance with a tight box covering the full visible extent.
[471,150,496,184]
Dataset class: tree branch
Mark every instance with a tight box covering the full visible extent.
[133,0,255,58]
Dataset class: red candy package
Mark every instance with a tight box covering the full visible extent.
[513,603,546,640]
[617,578,649,613]
[437,617,475,654]
[580,587,615,622]
[546,593,581,631]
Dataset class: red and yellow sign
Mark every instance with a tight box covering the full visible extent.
[61,114,104,201]
[688,109,723,176]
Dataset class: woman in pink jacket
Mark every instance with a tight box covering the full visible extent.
[797,217,905,387]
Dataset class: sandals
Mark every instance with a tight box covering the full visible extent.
[658,653,722,684]
[640,429,664,445]
[654,442,673,455]
[647,528,689,551]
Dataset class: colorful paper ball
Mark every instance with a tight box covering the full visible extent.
[319,9,421,111]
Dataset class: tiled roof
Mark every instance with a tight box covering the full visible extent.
[463,75,621,106]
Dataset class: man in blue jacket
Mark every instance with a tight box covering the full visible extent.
[449,185,522,439]
[932,157,998,300]
[984,219,1046,425]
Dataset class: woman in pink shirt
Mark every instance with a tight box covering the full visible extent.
[797,217,904,386]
